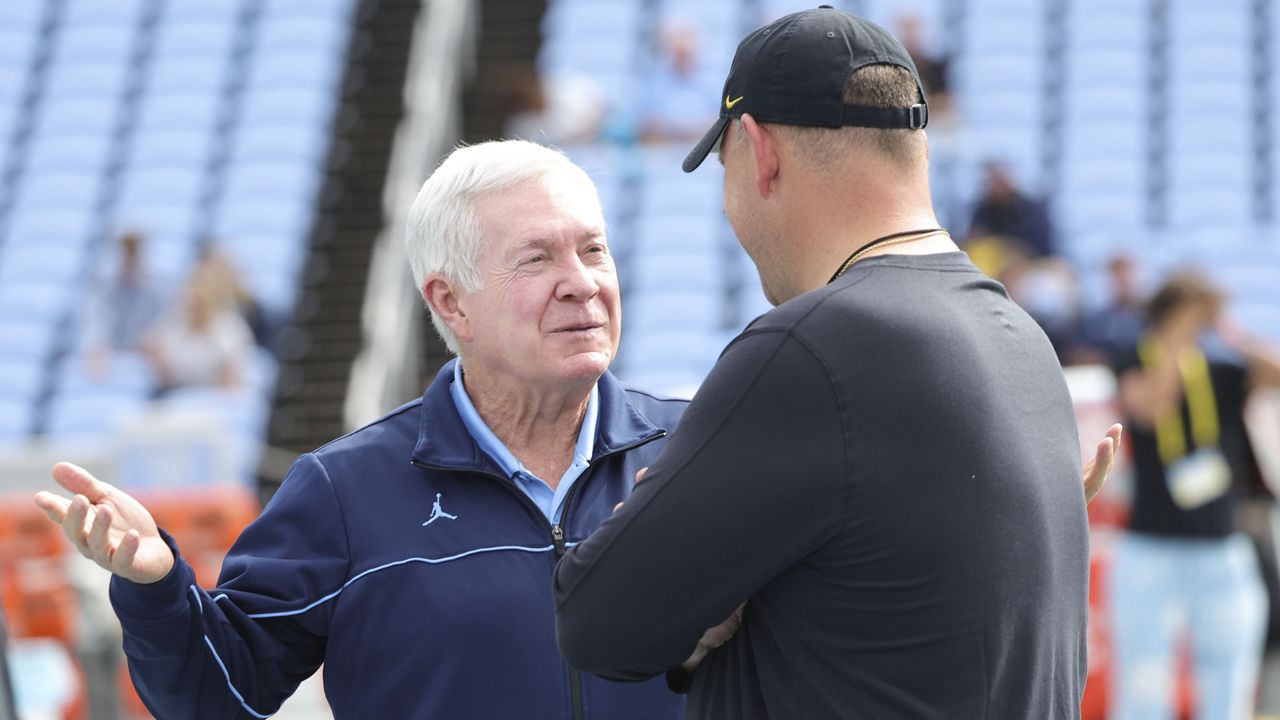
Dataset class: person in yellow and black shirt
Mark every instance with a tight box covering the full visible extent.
[1110,271,1280,720]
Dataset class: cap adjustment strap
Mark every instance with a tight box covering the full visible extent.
[839,103,928,130]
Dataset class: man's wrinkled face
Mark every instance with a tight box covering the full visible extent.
[459,173,621,389]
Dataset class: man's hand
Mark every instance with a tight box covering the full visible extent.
[679,602,745,673]
[1083,423,1123,504]
[33,462,175,584]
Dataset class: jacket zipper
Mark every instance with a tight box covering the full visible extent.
[410,429,666,720]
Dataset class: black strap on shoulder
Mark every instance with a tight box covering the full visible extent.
[840,103,928,130]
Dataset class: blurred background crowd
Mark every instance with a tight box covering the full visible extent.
[0,0,1277,717]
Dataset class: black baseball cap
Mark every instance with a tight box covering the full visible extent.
[682,5,928,173]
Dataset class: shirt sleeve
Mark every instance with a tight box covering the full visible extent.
[109,453,350,719]
[554,329,847,680]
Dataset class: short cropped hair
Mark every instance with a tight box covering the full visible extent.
[405,140,600,353]
[748,63,926,171]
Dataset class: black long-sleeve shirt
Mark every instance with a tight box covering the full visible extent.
[555,252,1089,719]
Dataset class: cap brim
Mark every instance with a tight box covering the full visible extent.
[682,116,730,173]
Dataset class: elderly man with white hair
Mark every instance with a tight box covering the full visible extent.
[33,140,688,720]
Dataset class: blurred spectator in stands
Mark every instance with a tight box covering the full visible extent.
[640,22,719,143]
[143,264,254,396]
[1002,256,1082,362]
[195,245,271,349]
[1075,253,1146,364]
[966,162,1055,261]
[1109,271,1280,720]
[85,231,166,376]
[505,67,606,146]
[896,13,951,118]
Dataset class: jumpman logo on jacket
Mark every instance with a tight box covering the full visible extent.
[423,492,458,526]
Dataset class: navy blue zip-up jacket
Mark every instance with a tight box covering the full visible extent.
[109,361,688,720]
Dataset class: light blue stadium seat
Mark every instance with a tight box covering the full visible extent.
[1167,116,1250,156]
[1166,190,1252,228]
[1061,122,1146,164]
[0,357,43,400]
[1063,87,1147,129]
[1167,153,1251,194]
[133,90,222,132]
[1168,44,1251,85]
[147,56,230,94]
[1056,192,1145,237]
[0,61,27,100]
[220,233,305,276]
[627,289,721,333]
[240,87,337,126]
[1067,6,1146,50]
[953,53,1042,96]
[113,200,199,240]
[621,328,723,382]
[0,244,84,285]
[542,1,642,44]
[0,397,33,440]
[10,170,101,213]
[50,24,135,63]
[246,50,344,93]
[261,0,356,21]
[1060,159,1145,199]
[1167,4,1251,46]
[0,281,73,323]
[960,89,1040,130]
[214,199,314,238]
[128,128,217,168]
[5,208,95,246]
[119,167,205,205]
[31,96,119,136]
[965,16,1045,57]
[161,0,243,22]
[228,123,327,165]
[23,132,114,172]
[257,15,351,53]
[153,18,238,60]
[1062,49,1147,92]
[221,160,321,203]
[59,351,155,395]
[629,249,722,294]
[635,212,726,256]
[62,0,147,26]
[0,0,45,27]
[46,389,148,439]
[43,61,130,100]
[638,173,722,216]
[0,317,60,361]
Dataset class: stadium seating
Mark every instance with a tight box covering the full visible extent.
[0,0,356,454]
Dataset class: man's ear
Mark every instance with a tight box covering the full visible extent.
[741,114,779,200]
[423,274,472,343]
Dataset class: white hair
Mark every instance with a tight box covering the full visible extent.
[405,140,601,354]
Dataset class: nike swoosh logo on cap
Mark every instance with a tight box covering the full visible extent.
[725,95,744,109]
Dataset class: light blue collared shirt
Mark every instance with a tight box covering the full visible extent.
[450,361,598,524]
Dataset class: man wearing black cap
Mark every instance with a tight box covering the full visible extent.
[555,7,1094,718]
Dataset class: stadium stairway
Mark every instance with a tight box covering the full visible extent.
[262,0,422,499]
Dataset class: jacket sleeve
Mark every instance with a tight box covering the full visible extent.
[554,329,847,680]
[110,453,350,719]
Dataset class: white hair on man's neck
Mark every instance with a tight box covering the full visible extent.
[405,139,601,354]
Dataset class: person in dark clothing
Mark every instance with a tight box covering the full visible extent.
[1109,271,1280,719]
[1076,253,1146,363]
[967,161,1056,259]
[555,8,1113,719]
[0,607,16,720]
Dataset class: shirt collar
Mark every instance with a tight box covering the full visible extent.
[448,360,599,480]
